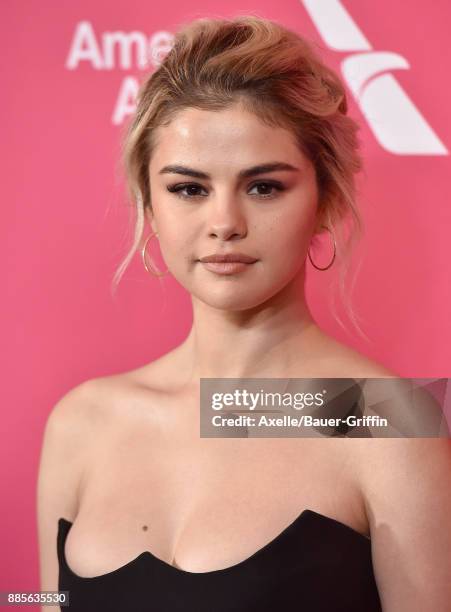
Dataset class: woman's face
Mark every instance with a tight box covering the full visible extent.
[147,102,320,311]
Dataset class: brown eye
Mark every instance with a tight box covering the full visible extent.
[167,183,207,199]
[166,180,286,201]
[248,181,285,199]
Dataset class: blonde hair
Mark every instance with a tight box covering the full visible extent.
[113,14,368,340]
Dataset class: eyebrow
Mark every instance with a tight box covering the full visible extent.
[158,162,300,180]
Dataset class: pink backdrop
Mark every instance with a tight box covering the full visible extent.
[2,0,450,604]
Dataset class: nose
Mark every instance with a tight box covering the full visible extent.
[207,195,248,241]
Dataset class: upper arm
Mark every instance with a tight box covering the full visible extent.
[359,438,451,611]
[36,379,96,609]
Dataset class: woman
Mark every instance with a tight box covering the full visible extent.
[37,15,451,612]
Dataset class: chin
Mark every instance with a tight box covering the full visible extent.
[192,283,279,311]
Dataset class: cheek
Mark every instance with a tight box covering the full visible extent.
[158,233,185,265]
[264,207,316,261]
[154,208,186,243]
[157,224,197,270]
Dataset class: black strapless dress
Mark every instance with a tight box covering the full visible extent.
[57,509,382,611]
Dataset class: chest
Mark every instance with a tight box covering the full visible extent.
[65,403,367,576]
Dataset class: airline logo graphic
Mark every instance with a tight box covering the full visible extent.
[65,22,174,125]
[301,0,448,155]
[65,4,448,155]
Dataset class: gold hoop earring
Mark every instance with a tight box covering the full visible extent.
[308,225,336,271]
[141,232,169,277]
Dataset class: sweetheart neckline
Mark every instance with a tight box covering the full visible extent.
[58,509,371,580]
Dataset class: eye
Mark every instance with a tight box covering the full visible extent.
[248,181,285,199]
[166,183,207,200]
[166,180,286,201]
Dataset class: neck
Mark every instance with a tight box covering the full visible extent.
[179,266,321,382]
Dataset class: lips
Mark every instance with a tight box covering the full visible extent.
[200,260,256,275]
[198,253,258,264]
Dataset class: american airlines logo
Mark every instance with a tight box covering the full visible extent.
[301,0,448,155]
[65,3,448,155]
[65,22,174,125]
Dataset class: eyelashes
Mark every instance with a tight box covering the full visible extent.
[166,181,286,201]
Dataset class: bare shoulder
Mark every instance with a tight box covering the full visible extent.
[42,376,120,447]
[354,438,451,517]
[55,351,185,428]
[37,378,103,598]
[322,322,451,605]
[45,378,100,433]
[37,375,125,528]
[38,378,102,517]
[354,438,451,609]
[310,328,399,378]
[38,372,151,516]
[38,374,147,599]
